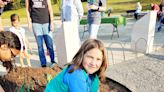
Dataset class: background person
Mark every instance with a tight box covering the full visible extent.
[157,7,164,32]
[45,39,108,92]
[87,0,106,39]
[150,3,160,21]
[125,2,142,20]
[60,0,84,43]
[158,0,164,19]
[0,0,9,31]
[9,13,31,67]
[57,0,83,65]
[134,2,142,20]
[151,3,160,12]
[61,0,84,39]
[25,0,56,67]
[61,0,84,22]
[159,0,164,12]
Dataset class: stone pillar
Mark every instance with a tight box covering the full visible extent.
[131,11,157,53]
[55,21,80,67]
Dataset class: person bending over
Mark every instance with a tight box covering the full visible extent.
[0,31,21,71]
[45,39,108,92]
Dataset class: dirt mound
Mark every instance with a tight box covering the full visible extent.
[0,67,61,92]
[0,67,131,92]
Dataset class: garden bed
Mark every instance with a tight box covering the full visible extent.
[0,67,131,92]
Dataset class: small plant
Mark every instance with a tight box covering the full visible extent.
[17,77,31,92]
[45,73,53,83]
[17,79,26,92]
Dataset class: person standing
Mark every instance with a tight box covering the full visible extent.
[61,0,84,22]
[61,0,84,44]
[151,3,160,12]
[55,0,83,66]
[158,0,164,19]
[9,14,31,67]
[157,7,164,32]
[134,2,142,20]
[159,0,164,12]
[0,0,8,31]
[87,0,106,39]
[25,0,56,67]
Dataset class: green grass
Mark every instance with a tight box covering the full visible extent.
[1,4,61,26]
[108,0,137,12]
[107,0,160,13]
[1,0,161,26]
[2,4,61,19]
[2,8,26,19]
[2,0,161,18]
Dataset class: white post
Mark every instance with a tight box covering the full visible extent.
[131,11,157,53]
[55,21,80,67]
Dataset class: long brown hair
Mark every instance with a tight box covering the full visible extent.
[68,39,107,81]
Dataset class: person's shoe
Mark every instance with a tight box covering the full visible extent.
[157,26,161,32]
[41,65,47,68]
[50,63,57,68]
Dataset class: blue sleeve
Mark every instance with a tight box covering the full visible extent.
[63,69,88,92]
[44,67,69,92]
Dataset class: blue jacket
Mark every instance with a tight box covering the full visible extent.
[45,66,99,92]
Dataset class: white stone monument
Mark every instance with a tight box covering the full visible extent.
[131,11,157,53]
[55,21,80,67]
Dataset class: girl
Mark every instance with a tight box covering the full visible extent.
[45,39,108,92]
[9,13,31,67]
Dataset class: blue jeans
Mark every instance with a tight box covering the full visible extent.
[32,23,55,66]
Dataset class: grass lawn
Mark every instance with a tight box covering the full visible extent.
[1,0,160,26]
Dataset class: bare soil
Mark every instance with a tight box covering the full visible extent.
[0,67,131,92]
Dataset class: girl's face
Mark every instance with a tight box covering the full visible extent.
[82,48,103,74]
[11,19,19,27]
